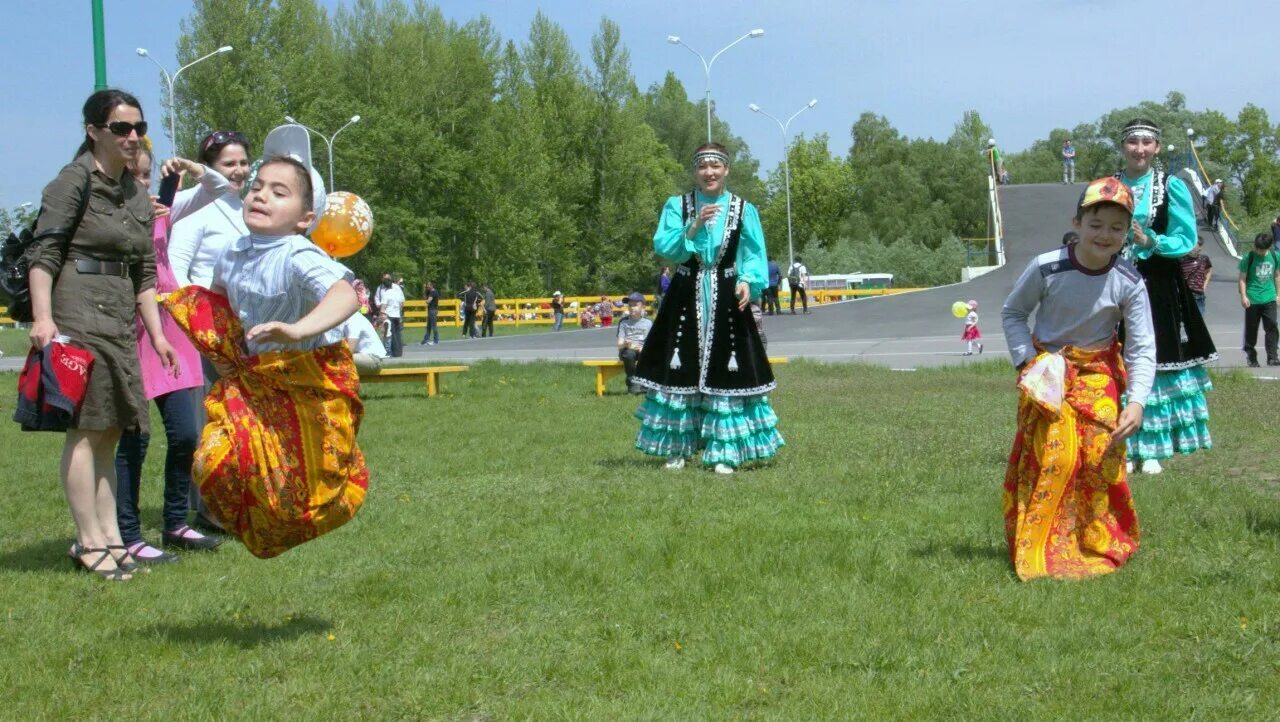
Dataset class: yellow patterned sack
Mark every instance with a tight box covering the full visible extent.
[162,286,369,558]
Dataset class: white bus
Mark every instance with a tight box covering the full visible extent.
[805,273,894,291]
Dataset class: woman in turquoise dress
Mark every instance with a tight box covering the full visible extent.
[632,143,784,474]
[1116,118,1216,475]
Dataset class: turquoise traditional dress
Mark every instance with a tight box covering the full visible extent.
[632,190,784,468]
[1118,169,1216,460]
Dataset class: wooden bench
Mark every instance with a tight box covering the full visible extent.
[359,365,468,397]
[584,357,789,397]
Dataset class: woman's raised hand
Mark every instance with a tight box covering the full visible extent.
[160,157,204,180]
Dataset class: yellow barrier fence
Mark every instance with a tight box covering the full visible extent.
[4,289,921,331]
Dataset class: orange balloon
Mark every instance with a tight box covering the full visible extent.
[312,191,373,258]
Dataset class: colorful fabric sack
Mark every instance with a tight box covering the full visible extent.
[162,286,369,558]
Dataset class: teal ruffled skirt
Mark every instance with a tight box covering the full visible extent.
[635,391,784,468]
[1126,366,1212,461]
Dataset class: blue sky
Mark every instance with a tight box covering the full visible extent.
[3,0,1276,209]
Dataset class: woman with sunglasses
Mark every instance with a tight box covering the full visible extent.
[167,130,252,289]
[113,139,231,564]
[28,89,179,581]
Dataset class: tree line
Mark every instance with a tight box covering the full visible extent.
[8,3,1278,303]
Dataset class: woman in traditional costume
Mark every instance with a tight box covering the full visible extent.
[1115,118,1216,475]
[632,143,783,474]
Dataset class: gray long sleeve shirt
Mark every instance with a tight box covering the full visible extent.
[1001,246,1156,406]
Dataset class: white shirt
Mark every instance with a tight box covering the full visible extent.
[343,312,387,358]
[791,262,809,287]
[169,193,249,288]
[374,283,405,318]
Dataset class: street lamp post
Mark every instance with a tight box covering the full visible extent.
[667,29,764,142]
[136,45,233,155]
[284,114,362,191]
[749,99,817,268]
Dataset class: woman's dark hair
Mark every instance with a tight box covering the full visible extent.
[694,141,730,156]
[199,130,252,166]
[75,89,143,157]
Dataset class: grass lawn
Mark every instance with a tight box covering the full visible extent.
[0,361,1277,719]
[0,327,28,359]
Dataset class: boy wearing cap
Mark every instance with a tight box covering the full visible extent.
[617,293,652,394]
[999,177,1155,582]
[209,127,357,354]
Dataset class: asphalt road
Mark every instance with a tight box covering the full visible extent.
[384,180,1270,375]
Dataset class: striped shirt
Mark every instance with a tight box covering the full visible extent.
[212,233,354,356]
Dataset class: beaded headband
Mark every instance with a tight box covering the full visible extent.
[1121,123,1161,142]
[693,149,730,168]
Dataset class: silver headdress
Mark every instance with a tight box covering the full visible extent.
[1121,122,1161,142]
[693,149,730,168]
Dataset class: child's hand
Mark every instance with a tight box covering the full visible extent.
[246,321,305,345]
[1110,401,1145,449]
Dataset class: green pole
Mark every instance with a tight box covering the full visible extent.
[91,0,107,90]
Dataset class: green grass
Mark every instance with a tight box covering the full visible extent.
[0,361,1277,719]
[0,327,28,358]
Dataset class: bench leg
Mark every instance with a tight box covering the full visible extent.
[595,370,606,397]
[427,372,438,397]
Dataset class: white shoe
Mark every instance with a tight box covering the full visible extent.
[977,342,983,354]
[713,463,735,475]
[1141,459,1163,475]
[664,457,686,470]
[1126,461,1134,474]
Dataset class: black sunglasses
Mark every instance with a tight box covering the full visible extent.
[95,121,148,138]
[201,130,249,153]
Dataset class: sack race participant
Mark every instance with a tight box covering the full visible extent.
[632,143,783,475]
[1001,177,1155,581]
[163,125,367,558]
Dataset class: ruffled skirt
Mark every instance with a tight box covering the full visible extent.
[1126,366,1212,461]
[634,391,783,468]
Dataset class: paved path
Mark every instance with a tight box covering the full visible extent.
[370,180,1273,377]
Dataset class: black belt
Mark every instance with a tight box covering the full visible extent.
[75,259,130,278]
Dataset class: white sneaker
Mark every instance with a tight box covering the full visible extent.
[977,342,983,354]
[713,463,735,475]
[1141,459,1163,475]
[664,457,686,470]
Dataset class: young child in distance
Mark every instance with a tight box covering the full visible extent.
[960,299,983,356]
[999,176,1155,582]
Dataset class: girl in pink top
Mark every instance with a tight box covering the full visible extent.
[114,145,228,563]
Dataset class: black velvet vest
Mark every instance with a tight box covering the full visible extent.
[633,192,776,396]
[1117,171,1218,369]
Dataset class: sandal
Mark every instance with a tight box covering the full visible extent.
[69,544,131,581]
[107,544,151,574]
[163,525,224,551]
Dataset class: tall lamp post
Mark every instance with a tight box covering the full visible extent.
[136,46,233,155]
[749,99,817,268]
[667,29,764,142]
[284,114,362,191]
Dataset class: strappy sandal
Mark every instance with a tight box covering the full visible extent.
[69,545,131,581]
[107,544,150,574]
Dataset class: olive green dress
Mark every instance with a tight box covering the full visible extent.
[31,152,156,432]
